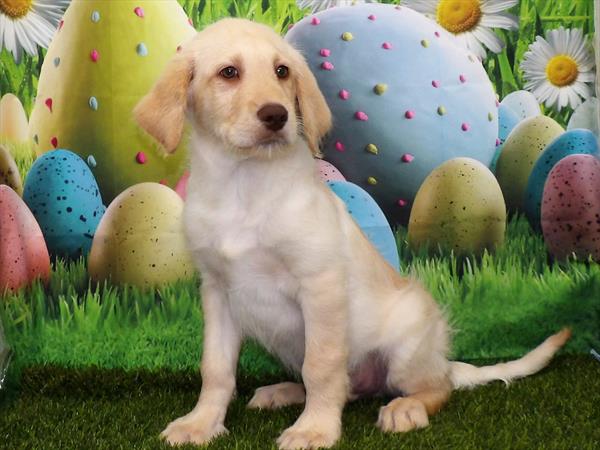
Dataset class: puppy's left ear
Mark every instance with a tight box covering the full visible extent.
[293,51,332,157]
[134,50,194,153]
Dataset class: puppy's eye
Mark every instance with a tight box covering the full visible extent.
[275,65,289,79]
[220,66,239,79]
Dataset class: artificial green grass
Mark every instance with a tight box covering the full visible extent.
[2,216,600,380]
[1,355,599,449]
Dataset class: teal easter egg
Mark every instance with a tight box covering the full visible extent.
[23,149,106,258]
[524,129,599,230]
[327,180,399,271]
[287,4,498,224]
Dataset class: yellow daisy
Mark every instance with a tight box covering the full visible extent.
[403,0,519,60]
[521,27,595,111]
[0,0,70,63]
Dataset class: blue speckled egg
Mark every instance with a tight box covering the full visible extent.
[327,180,399,271]
[286,3,498,225]
[524,129,599,230]
[499,90,541,121]
[23,149,106,258]
[490,104,520,173]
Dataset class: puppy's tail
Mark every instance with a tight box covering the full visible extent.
[449,328,571,390]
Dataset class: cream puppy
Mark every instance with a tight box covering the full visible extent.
[134,18,571,450]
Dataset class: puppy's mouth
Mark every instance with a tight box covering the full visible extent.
[255,134,288,147]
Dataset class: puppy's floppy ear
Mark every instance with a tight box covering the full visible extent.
[134,51,194,153]
[293,51,332,157]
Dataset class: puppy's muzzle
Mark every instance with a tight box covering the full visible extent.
[257,103,288,132]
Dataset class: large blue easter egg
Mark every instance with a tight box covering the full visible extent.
[490,104,520,173]
[23,149,106,258]
[286,3,498,224]
[524,129,599,230]
[328,180,399,271]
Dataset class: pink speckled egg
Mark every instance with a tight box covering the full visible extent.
[541,154,600,261]
[0,185,50,292]
[316,159,345,182]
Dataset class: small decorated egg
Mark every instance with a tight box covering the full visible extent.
[541,154,600,261]
[23,149,106,259]
[328,181,399,271]
[88,182,194,288]
[490,104,521,173]
[0,94,29,143]
[0,144,23,196]
[568,97,599,137]
[408,157,506,255]
[317,159,346,182]
[0,186,50,292]
[524,129,599,230]
[500,90,541,121]
[495,115,564,211]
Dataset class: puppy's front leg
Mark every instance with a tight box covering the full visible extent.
[277,269,349,450]
[162,277,241,446]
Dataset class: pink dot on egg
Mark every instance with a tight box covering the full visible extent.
[432,80,440,88]
[59,20,64,30]
[339,89,350,100]
[461,123,470,131]
[459,74,467,83]
[434,31,440,37]
[402,153,414,163]
[45,98,53,112]
[136,151,147,164]
[319,48,331,57]
[311,17,320,25]
[398,199,407,207]
[355,111,368,121]
[335,141,345,152]
[496,138,501,146]
[134,6,144,17]
[51,137,58,148]
[321,61,334,70]
[90,49,99,62]
[405,110,415,119]
[368,14,376,20]
[382,42,392,49]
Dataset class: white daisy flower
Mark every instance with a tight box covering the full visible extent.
[296,0,375,14]
[402,0,519,60]
[520,27,595,111]
[0,0,70,63]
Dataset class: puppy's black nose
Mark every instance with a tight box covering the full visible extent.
[257,103,288,131]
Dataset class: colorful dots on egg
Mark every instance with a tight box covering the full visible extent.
[91,11,100,23]
[311,17,320,25]
[339,89,350,100]
[382,42,392,49]
[432,80,440,88]
[321,61,334,70]
[365,143,378,155]
[405,110,415,119]
[90,49,99,62]
[134,6,144,17]
[87,155,97,168]
[368,14,376,21]
[461,123,470,131]
[335,141,345,152]
[373,83,387,95]
[355,111,368,121]
[89,96,99,111]
[135,151,147,164]
[367,176,377,185]
[136,43,148,57]
[342,32,354,41]
[51,137,58,148]
[320,48,331,57]
[45,98,53,112]
[53,57,60,67]
[420,39,429,48]
[402,153,414,163]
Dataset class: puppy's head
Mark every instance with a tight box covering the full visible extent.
[134,19,331,158]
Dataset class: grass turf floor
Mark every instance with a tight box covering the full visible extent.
[1,356,599,449]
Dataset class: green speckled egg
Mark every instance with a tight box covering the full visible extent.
[408,157,506,255]
[495,116,564,211]
[0,144,22,196]
[88,182,194,288]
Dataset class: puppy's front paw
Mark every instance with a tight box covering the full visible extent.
[276,420,340,449]
[161,414,228,446]
[248,382,305,410]
[376,397,429,433]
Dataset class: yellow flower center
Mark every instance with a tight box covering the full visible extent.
[436,0,482,34]
[0,0,32,19]
[545,54,579,87]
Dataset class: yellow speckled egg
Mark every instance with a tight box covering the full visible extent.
[0,144,22,196]
[0,94,29,143]
[88,183,194,288]
[408,157,506,255]
[495,115,564,211]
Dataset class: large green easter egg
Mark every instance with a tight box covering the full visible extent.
[28,0,196,202]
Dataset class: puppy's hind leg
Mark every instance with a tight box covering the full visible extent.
[248,382,306,410]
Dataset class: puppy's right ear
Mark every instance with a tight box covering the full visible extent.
[134,51,194,153]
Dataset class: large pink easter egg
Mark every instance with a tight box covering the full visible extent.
[316,159,346,182]
[541,154,600,261]
[0,185,51,292]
